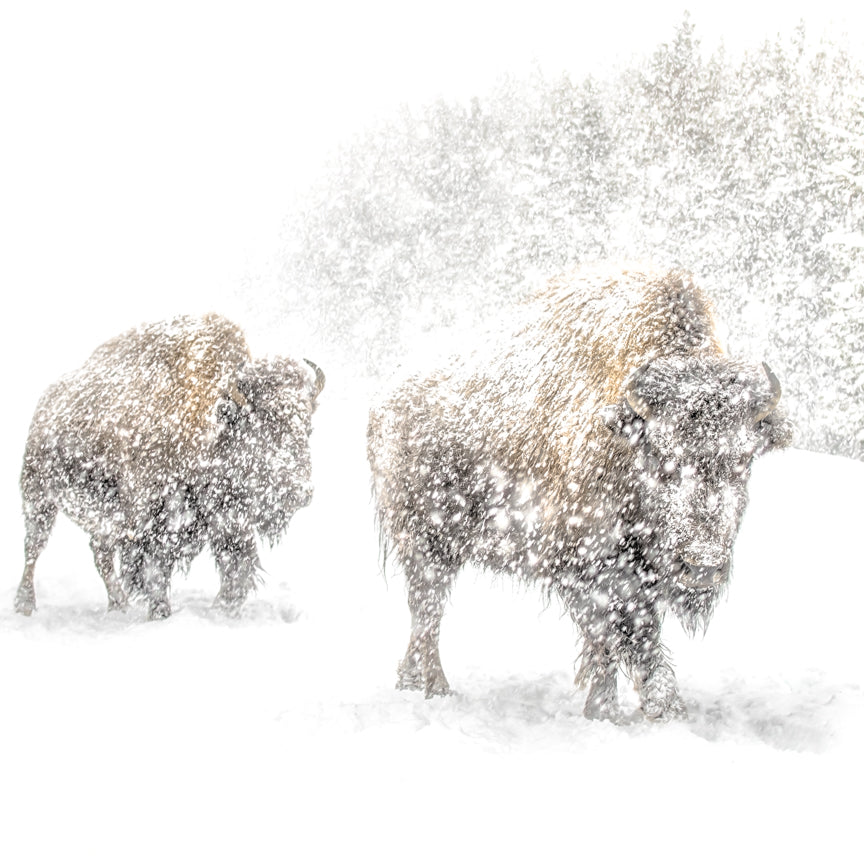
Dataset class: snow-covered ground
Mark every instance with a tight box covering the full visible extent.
[2,378,861,862]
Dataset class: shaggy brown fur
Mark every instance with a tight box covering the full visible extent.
[368,263,790,722]
[66,313,251,459]
[462,265,723,518]
[17,314,323,619]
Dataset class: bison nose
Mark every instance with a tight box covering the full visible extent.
[681,560,726,589]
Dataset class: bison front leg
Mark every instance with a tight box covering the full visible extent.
[211,530,260,615]
[397,556,455,698]
[636,663,687,722]
[620,592,687,722]
[568,588,629,722]
[568,567,684,723]
[574,642,623,722]
[630,632,688,722]
[15,496,58,616]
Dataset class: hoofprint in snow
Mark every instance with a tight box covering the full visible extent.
[1,389,861,862]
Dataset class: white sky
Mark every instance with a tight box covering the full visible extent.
[0,2,861,359]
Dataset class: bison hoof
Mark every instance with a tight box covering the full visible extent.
[148,600,172,621]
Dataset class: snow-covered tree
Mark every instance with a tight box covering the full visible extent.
[276,16,864,459]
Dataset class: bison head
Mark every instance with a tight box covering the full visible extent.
[217,357,324,543]
[605,356,791,591]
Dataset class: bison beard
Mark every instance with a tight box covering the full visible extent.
[368,264,792,723]
[16,314,324,620]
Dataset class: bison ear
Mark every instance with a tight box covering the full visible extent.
[756,409,795,453]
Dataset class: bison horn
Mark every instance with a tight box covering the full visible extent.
[624,366,653,422]
[304,359,326,396]
[754,362,781,424]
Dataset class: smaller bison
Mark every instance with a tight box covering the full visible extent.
[16,313,324,619]
[368,264,792,722]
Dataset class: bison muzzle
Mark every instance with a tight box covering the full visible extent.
[367,265,791,722]
[16,313,324,620]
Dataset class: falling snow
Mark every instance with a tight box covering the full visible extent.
[2,9,863,864]
[280,18,864,459]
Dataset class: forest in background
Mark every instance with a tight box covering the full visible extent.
[277,15,864,460]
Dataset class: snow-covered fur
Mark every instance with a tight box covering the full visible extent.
[368,264,792,722]
[16,314,324,619]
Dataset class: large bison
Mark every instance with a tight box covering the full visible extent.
[368,265,791,722]
[16,313,324,620]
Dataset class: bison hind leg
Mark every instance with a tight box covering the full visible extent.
[119,541,146,598]
[14,570,37,616]
[397,555,455,699]
[210,531,261,616]
[139,553,176,621]
[397,639,451,698]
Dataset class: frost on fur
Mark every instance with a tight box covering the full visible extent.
[368,264,791,722]
[17,314,325,620]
